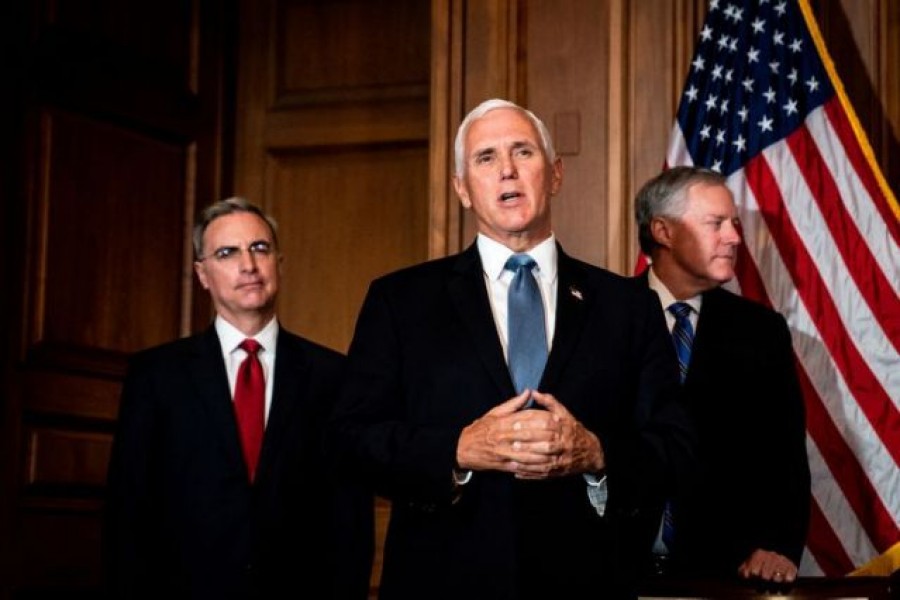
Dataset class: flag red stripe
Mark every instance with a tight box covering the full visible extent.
[807,495,856,575]
[732,210,898,558]
[785,125,900,351]
[823,99,900,245]
[795,355,899,553]
[733,240,771,309]
[744,155,900,466]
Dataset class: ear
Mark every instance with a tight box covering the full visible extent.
[549,157,563,195]
[194,261,210,290]
[452,175,472,209]
[650,217,675,249]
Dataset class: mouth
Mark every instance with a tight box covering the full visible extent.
[237,280,264,290]
[499,191,522,202]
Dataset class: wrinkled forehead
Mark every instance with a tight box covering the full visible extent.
[466,108,540,148]
[204,212,275,246]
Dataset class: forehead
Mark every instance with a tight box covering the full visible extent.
[203,212,273,244]
[684,182,736,213]
[465,108,540,150]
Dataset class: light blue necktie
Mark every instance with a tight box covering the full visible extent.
[505,254,548,405]
[669,302,695,384]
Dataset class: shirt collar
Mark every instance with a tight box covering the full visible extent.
[648,266,702,314]
[476,233,558,283]
[215,315,279,354]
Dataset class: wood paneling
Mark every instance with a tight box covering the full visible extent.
[0,1,895,597]
[268,144,428,352]
[0,0,229,596]
[24,428,112,489]
[525,0,611,267]
[30,111,187,365]
[235,0,431,354]
[234,0,431,592]
[276,0,429,103]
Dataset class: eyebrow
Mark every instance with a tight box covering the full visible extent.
[470,140,537,160]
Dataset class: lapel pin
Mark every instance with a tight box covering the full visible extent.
[569,286,583,301]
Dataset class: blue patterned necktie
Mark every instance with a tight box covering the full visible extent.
[505,254,548,405]
[669,302,695,384]
[659,301,695,553]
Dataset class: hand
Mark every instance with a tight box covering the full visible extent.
[456,390,604,479]
[737,549,798,583]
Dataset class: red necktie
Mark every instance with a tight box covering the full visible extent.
[234,339,265,481]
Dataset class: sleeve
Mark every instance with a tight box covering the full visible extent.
[103,352,161,599]
[327,279,463,508]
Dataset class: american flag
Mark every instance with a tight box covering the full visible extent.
[663,0,900,575]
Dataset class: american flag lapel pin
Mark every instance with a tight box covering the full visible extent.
[569,286,583,301]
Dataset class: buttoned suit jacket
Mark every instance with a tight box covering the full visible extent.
[331,243,693,599]
[105,325,374,599]
[641,276,810,576]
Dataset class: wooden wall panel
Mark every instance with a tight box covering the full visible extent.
[277,0,429,102]
[24,428,111,489]
[525,0,611,267]
[267,145,428,352]
[235,0,431,351]
[0,0,229,596]
[235,0,431,593]
[30,111,187,365]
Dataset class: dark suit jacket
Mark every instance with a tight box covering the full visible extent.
[105,325,374,599]
[331,243,693,599]
[643,278,810,577]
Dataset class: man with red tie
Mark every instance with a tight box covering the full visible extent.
[105,198,373,599]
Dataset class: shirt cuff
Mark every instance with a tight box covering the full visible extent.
[452,469,473,486]
[583,472,608,517]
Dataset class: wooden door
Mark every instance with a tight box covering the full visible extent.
[0,0,230,597]
[233,0,432,593]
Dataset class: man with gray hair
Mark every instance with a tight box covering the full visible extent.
[331,99,693,598]
[634,166,810,583]
[105,197,373,598]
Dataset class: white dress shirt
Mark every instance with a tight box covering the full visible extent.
[215,315,278,424]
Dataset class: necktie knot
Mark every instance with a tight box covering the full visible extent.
[505,253,537,274]
[239,338,262,355]
[667,302,694,384]
[668,302,692,321]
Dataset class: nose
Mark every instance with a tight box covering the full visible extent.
[238,248,259,272]
[723,220,742,245]
[499,154,518,179]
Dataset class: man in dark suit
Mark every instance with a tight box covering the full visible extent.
[104,197,374,599]
[634,166,810,583]
[329,99,694,599]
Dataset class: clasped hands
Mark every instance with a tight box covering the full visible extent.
[456,390,604,479]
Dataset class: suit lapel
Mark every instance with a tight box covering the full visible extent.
[541,248,589,391]
[447,244,515,398]
[689,287,724,382]
[255,330,307,483]
[191,327,245,471]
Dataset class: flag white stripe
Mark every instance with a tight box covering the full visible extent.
[670,125,895,572]
[807,435,880,567]
[760,139,900,407]
[728,166,900,522]
[806,109,900,295]
[799,545,824,576]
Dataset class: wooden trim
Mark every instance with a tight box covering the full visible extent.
[606,0,627,274]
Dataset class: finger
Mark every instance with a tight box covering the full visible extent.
[531,391,580,428]
[487,390,534,416]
